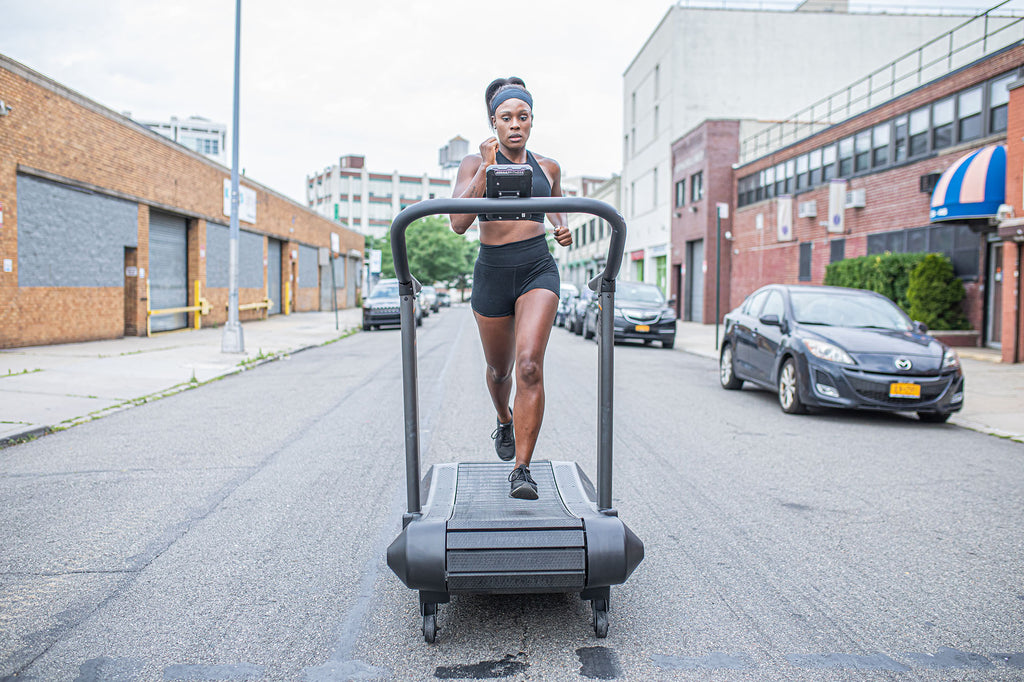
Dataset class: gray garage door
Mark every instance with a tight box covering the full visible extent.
[149,211,188,331]
[268,239,282,315]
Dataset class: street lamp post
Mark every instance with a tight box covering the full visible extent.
[222,0,244,354]
[714,202,728,351]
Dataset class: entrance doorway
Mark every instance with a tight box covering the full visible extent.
[986,242,1003,348]
[685,239,704,322]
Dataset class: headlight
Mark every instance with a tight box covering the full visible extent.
[804,338,855,365]
[942,347,960,370]
[662,307,676,321]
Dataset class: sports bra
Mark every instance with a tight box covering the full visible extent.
[478,150,552,224]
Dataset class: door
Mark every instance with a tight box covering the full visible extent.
[749,289,786,382]
[148,211,188,332]
[268,239,282,315]
[672,264,682,320]
[733,288,769,376]
[986,242,1002,349]
[685,239,704,322]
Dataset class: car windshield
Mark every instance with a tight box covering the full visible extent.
[791,290,912,331]
[369,283,400,299]
[617,283,666,306]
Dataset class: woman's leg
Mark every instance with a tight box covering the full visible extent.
[511,288,559,468]
[473,312,515,424]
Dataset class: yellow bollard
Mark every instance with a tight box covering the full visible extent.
[194,280,202,330]
[285,281,291,316]
[146,279,152,337]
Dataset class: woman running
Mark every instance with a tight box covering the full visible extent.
[449,76,573,500]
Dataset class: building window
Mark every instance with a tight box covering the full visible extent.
[785,159,795,194]
[653,167,658,205]
[690,171,704,203]
[990,72,1014,133]
[808,148,823,186]
[932,97,954,150]
[630,181,636,215]
[838,137,854,177]
[799,242,813,281]
[631,91,637,124]
[854,130,871,172]
[822,144,837,182]
[872,122,890,167]
[830,238,845,263]
[958,86,983,142]
[654,64,660,100]
[675,179,686,207]
[631,127,636,156]
[589,219,596,242]
[894,115,908,163]
[795,154,809,191]
[654,105,659,136]
[624,135,629,161]
[775,162,786,196]
[763,166,774,199]
[866,223,979,279]
[909,107,929,157]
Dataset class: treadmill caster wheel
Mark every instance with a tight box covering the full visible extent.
[591,599,609,638]
[421,602,438,643]
[423,613,437,643]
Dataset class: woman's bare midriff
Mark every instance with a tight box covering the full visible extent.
[479,219,546,246]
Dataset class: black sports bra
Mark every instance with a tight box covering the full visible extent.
[478,150,552,224]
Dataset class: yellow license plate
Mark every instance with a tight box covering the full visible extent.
[889,382,921,398]
[635,325,650,332]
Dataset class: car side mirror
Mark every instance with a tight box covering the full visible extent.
[913,320,928,334]
[668,296,677,307]
[759,314,781,327]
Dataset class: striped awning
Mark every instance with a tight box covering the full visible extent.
[930,144,1006,222]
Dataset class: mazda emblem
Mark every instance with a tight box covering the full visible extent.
[895,358,912,370]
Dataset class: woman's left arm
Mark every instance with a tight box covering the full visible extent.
[542,158,572,247]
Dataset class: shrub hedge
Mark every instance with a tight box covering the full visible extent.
[823,251,968,329]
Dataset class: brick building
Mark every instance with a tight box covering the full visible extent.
[0,54,364,349]
[728,45,1022,354]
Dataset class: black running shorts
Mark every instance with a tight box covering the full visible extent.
[471,234,560,318]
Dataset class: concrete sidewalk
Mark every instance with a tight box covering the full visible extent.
[1,310,1021,446]
[0,308,364,444]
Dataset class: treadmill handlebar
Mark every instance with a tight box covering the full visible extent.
[389,197,626,291]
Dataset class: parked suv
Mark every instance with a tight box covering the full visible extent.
[419,285,440,314]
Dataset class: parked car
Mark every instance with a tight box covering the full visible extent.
[568,288,595,335]
[419,285,440,314]
[719,284,964,421]
[436,290,452,307]
[580,281,676,348]
[363,278,422,331]
[554,284,579,327]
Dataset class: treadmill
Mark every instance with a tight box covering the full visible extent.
[386,192,644,643]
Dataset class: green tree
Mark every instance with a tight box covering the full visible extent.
[364,217,476,296]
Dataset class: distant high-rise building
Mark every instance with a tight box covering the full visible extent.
[439,135,470,180]
[306,155,452,239]
[136,115,227,165]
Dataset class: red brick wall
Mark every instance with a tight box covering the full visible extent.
[0,57,364,348]
[1002,77,1024,362]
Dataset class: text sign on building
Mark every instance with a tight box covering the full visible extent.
[777,195,793,242]
[222,179,257,224]
[828,180,847,234]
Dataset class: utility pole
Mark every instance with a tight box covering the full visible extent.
[714,202,728,351]
[222,0,245,353]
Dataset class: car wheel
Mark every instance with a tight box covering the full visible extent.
[662,337,675,349]
[918,411,952,423]
[416,315,422,327]
[778,357,807,414]
[720,344,743,390]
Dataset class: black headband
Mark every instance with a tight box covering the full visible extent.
[489,87,533,116]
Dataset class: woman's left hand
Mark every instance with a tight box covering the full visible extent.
[553,226,572,247]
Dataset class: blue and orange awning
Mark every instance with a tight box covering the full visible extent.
[930,144,1007,222]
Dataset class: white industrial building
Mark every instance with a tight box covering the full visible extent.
[305,155,452,239]
[136,115,228,166]
[621,0,972,291]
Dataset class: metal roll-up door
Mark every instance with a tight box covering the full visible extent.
[149,211,188,331]
[268,239,282,315]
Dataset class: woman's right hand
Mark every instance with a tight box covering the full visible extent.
[479,137,499,169]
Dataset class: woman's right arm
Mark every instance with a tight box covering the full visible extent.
[449,138,499,234]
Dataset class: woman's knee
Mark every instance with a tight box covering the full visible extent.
[487,364,513,384]
[516,355,544,388]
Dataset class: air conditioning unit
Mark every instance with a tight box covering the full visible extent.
[845,188,866,209]
[920,172,942,194]
[797,200,817,218]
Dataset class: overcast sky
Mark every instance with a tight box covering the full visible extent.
[1,0,1003,205]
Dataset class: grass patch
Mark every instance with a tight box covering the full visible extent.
[2,368,42,379]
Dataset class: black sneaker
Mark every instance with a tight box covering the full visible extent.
[491,415,515,462]
[508,465,538,500]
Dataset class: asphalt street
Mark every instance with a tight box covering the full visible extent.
[1,305,1022,681]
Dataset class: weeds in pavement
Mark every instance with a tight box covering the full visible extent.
[2,368,42,379]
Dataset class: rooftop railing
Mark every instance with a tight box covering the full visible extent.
[738,1,1024,165]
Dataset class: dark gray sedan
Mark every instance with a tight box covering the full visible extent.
[719,285,964,421]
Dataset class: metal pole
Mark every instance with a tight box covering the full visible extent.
[331,254,338,331]
[715,208,721,351]
[221,0,244,353]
